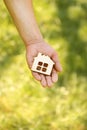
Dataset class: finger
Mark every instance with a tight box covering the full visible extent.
[40,74,47,87]
[46,76,53,87]
[52,69,58,83]
[32,72,41,81]
[52,52,62,72]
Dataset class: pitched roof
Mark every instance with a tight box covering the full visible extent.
[35,53,55,65]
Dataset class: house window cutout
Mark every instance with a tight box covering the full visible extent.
[36,61,48,72]
[42,68,47,72]
[43,63,48,67]
[38,62,43,66]
[36,66,41,71]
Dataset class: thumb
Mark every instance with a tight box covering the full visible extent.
[52,52,62,72]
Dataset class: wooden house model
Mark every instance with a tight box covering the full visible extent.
[31,53,55,75]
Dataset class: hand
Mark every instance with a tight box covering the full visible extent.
[26,40,62,87]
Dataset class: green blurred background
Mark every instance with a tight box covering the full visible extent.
[0,0,87,129]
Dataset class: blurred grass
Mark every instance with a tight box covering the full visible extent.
[0,0,87,130]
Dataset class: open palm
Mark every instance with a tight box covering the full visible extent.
[26,41,62,87]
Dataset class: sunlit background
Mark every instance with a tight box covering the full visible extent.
[0,0,87,129]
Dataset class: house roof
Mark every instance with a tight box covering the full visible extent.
[35,53,55,65]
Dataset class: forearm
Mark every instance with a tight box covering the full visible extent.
[4,0,43,46]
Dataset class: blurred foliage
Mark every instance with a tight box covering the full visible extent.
[0,0,87,130]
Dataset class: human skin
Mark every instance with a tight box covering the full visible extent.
[4,0,62,87]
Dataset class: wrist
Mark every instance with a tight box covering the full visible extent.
[25,38,44,47]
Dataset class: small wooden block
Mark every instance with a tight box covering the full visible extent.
[31,53,55,75]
